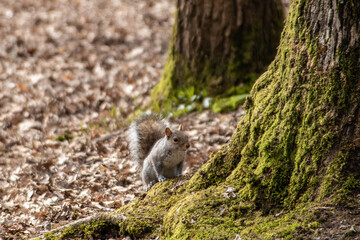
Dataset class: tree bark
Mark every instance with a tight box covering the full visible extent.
[37,0,360,239]
[151,0,284,113]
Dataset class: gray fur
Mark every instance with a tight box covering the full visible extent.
[127,114,189,190]
[128,121,141,166]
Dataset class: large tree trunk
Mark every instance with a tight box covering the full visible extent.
[151,0,284,113]
[37,0,360,239]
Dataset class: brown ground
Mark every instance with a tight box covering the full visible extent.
[0,1,357,240]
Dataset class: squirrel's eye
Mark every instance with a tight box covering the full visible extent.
[173,137,178,142]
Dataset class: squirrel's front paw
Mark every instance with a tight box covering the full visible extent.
[146,181,155,191]
[158,176,167,182]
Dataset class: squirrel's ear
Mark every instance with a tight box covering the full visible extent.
[178,124,183,131]
[165,127,172,137]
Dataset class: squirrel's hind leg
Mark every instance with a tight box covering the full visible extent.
[175,161,183,177]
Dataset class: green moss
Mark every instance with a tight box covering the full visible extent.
[71,210,80,220]
[151,54,176,113]
[118,216,156,237]
[55,130,73,142]
[161,192,325,240]
[212,94,248,113]
[43,232,57,240]
[307,221,319,229]
[42,219,119,240]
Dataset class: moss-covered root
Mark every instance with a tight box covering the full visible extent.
[32,207,161,239]
[31,213,121,240]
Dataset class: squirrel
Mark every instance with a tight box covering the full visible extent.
[127,114,190,190]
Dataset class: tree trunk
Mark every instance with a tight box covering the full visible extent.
[38,0,360,239]
[151,0,284,113]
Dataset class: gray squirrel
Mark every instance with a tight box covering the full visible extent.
[127,114,190,190]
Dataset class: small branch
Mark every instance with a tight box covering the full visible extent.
[31,212,126,240]
[93,130,122,143]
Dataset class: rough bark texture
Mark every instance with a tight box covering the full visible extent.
[151,0,284,113]
[39,0,360,239]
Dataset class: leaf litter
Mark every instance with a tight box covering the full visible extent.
[0,0,244,238]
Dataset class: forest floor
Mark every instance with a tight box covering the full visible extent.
[0,1,356,240]
[0,0,243,239]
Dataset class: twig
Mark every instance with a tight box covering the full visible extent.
[30,212,126,239]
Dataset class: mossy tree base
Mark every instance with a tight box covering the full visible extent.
[37,179,360,239]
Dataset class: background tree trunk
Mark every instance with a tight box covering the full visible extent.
[38,0,360,239]
[151,0,285,113]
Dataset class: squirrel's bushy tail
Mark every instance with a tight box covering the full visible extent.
[127,114,169,167]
